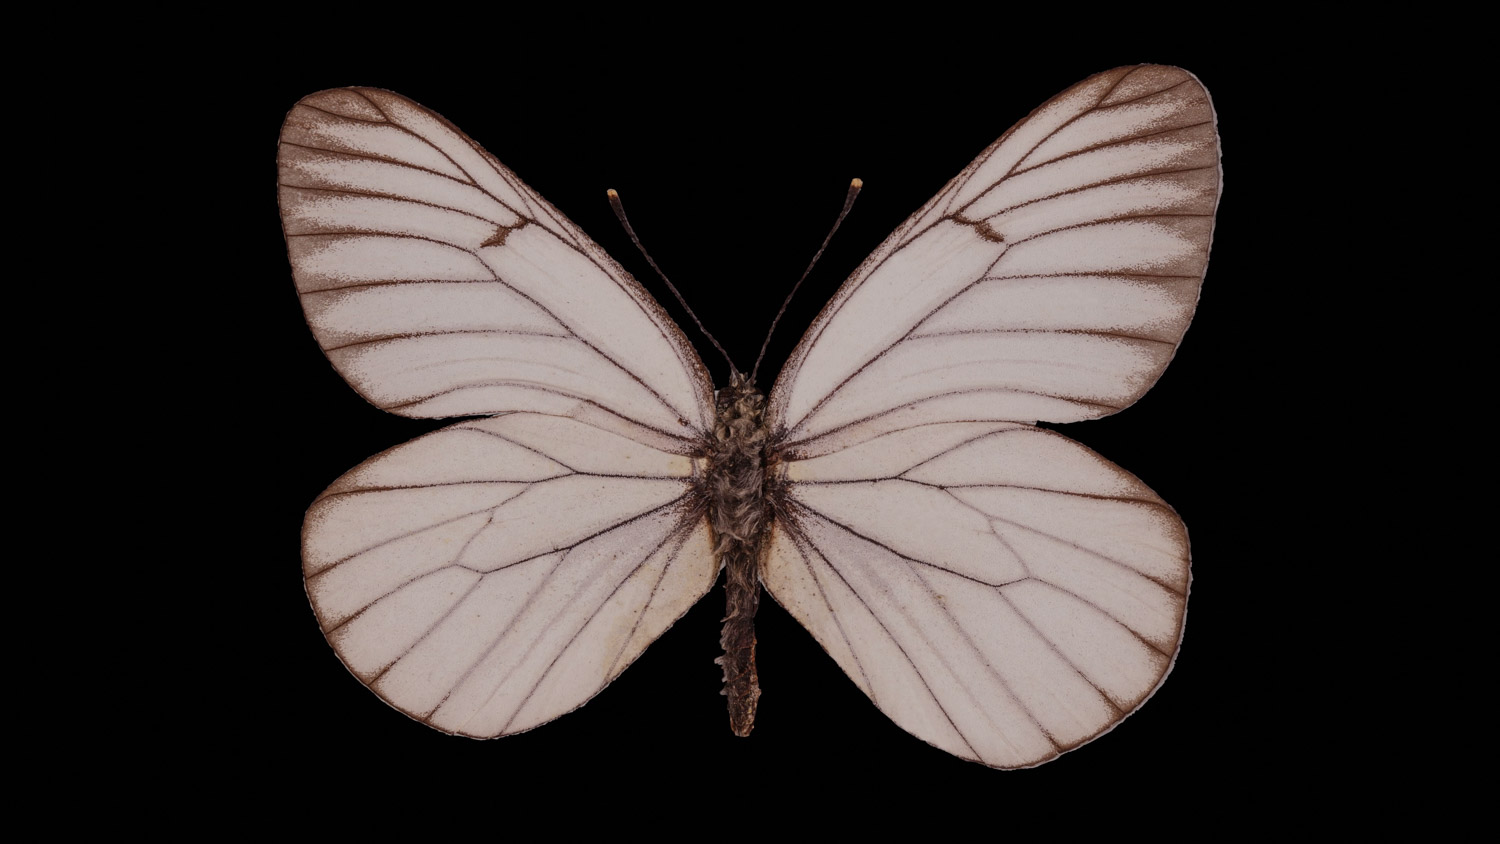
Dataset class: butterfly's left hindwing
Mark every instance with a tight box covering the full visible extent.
[303,412,717,736]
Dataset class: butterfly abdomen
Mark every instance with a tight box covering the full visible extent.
[706,372,774,736]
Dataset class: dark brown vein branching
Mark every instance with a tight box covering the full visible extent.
[788,518,983,760]
[279,182,510,227]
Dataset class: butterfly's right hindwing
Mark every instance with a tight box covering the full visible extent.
[764,422,1188,768]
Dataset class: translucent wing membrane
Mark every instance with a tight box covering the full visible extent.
[278,88,714,441]
[303,413,716,736]
[766,423,1189,768]
[769,65,1220,450]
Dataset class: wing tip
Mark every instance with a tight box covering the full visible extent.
[290,87,390,123]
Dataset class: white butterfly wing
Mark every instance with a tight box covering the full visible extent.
[762,65,1216,767]
[280,89,720,735]
[303,412,717,736]
[769,65,1219,451]
[278,88,713,443]
[767,423,1187,767]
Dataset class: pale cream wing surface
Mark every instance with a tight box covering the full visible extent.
[278,88,713,443]
[303,412,716,736]
[768,65,1220,452]
[764,423,1189,768]
[761,65,1210,768]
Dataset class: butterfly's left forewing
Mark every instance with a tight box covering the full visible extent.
[279,87,714,440]
[763,65,1216,768]
[280,89,720,735]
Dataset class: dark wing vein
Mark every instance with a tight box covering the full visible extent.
[424,492,693,722]
[323,329,570,353]
[786,388,1116,454]
[471,497,696,732]
[773,515,876,697]
[973,164,1220,222]
[982,507,1184,596]
[786,498,1011,588]
[903,562,1061,750]
[311,488,531,575]
[605,520,704,677]
[788,509,983,759]
[278,173,510,226]
[995,591,1125,721]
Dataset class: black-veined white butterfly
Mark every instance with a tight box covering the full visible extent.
[278,65,1220,769]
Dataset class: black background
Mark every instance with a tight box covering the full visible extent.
[241,41,1313,814]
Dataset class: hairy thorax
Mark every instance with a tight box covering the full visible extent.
[704,371,778,736]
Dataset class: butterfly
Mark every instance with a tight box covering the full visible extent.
[278,65,1220,769]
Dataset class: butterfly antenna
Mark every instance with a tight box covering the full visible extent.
[608,188,738,376]
[750,178,863,385]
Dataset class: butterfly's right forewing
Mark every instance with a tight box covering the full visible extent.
[769,65,1219,450]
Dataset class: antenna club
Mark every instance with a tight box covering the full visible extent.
[851,178,863,189]
[607,188,619,199]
